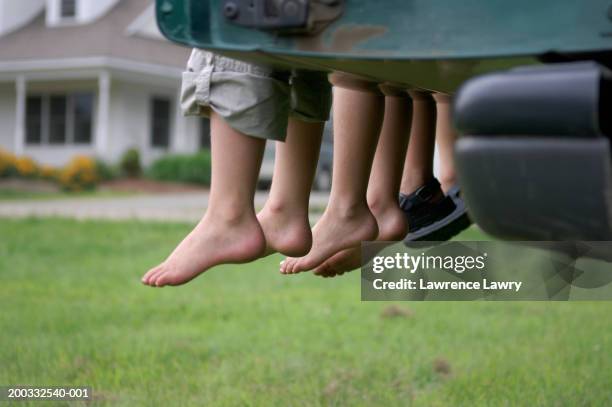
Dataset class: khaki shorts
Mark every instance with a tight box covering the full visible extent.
[181,49,332,141]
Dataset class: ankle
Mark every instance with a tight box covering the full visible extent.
[366,198,408,240]
[401,172,433,195]
[328,200,372,221]
[367,195,398,216]
[439,173,456,194]
[207,203,255,226]
[377,207,408,241]
[261,199,308,219]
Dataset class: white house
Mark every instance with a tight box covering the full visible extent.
[0,0,209,167]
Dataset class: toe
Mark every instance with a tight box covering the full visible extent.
[318,261,342,278]
[313,262,329,277]
[154,273,170,287]
[287,259,298,274]
[281,258,294,274]
[321,269,336,278]
[148,268,167,287]
[142,265,161,284]
[292,258,311,274]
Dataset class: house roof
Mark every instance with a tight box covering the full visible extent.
[0,0,190,70]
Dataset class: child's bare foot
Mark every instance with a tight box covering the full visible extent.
[141,211,266,287]
[312,250,355,278]
[314,204,407,278]
[257,203,312,257]
[280,203,378,274]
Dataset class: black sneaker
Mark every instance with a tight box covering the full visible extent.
[400,178,469,242]
[443,184,473,236]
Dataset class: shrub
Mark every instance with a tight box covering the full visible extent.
[95,159,118,181]
[39,165,59,180]
[0,151,101,192]
[148,150,211,186]
[0,148,17,178]
[58,156,99,191]
[120,148,141,177]
[14,156,38,178]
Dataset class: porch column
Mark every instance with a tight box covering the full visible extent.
[95,71,111,157]
[14,75,26,155]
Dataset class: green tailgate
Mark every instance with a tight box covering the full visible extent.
[156,0,612,92]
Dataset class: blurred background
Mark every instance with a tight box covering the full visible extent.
[1,1,610,406]
[0,0,334,197]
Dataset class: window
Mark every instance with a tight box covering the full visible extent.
[151,97,171,148]
[49,95,67,144]
[200,117,210,149]
[73,93,93,143]
[25,97,42,144]
[60,0,77,18]
[25,93,94,145]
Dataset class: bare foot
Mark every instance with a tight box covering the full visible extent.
[280,204,378,274]
[257,203,312,257]
[141,212,265,287]
[314,204,407,278]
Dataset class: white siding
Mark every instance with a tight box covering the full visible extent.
[77,0,120,23]
[23,145,97,166]
[0,76,200,166]
[106,79,141,165]
[46,0,120,26]
[0,82,15,150]
[182,116,201,152]
[107,79,200,167]
[0,0,45,37]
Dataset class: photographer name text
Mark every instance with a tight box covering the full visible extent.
[369,253,522,292]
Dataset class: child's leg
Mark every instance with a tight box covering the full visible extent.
[142,112,266,286]
[366,93,412,240]
[399,91,437,195]
[142,50,293,286]
[314,92,412,277]
[258,118,324,256]
[281,76,383,274]
[258,69,330,257]
[433,93,457,193]
[399,91,469,241]
[432,92,473,234]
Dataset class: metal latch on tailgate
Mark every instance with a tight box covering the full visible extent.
[222,0,343,34]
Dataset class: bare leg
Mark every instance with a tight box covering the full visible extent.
[399,91,437,195]
[142,112,266,287]
[281,83,382,274]
[433,93,458,193]
[314,94,412,277]
[258,117,324,256]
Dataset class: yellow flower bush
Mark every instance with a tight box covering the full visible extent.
[0,148,17,177]
[0,150,100,191]
[14,156,38,178]
[58,156,99,191]
[39,165,59,180]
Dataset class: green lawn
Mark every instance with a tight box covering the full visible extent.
[0,188,135,201]
[0,219,611,406]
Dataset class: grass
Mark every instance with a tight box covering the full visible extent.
[0,189,135,201]
[0,218,611,406]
